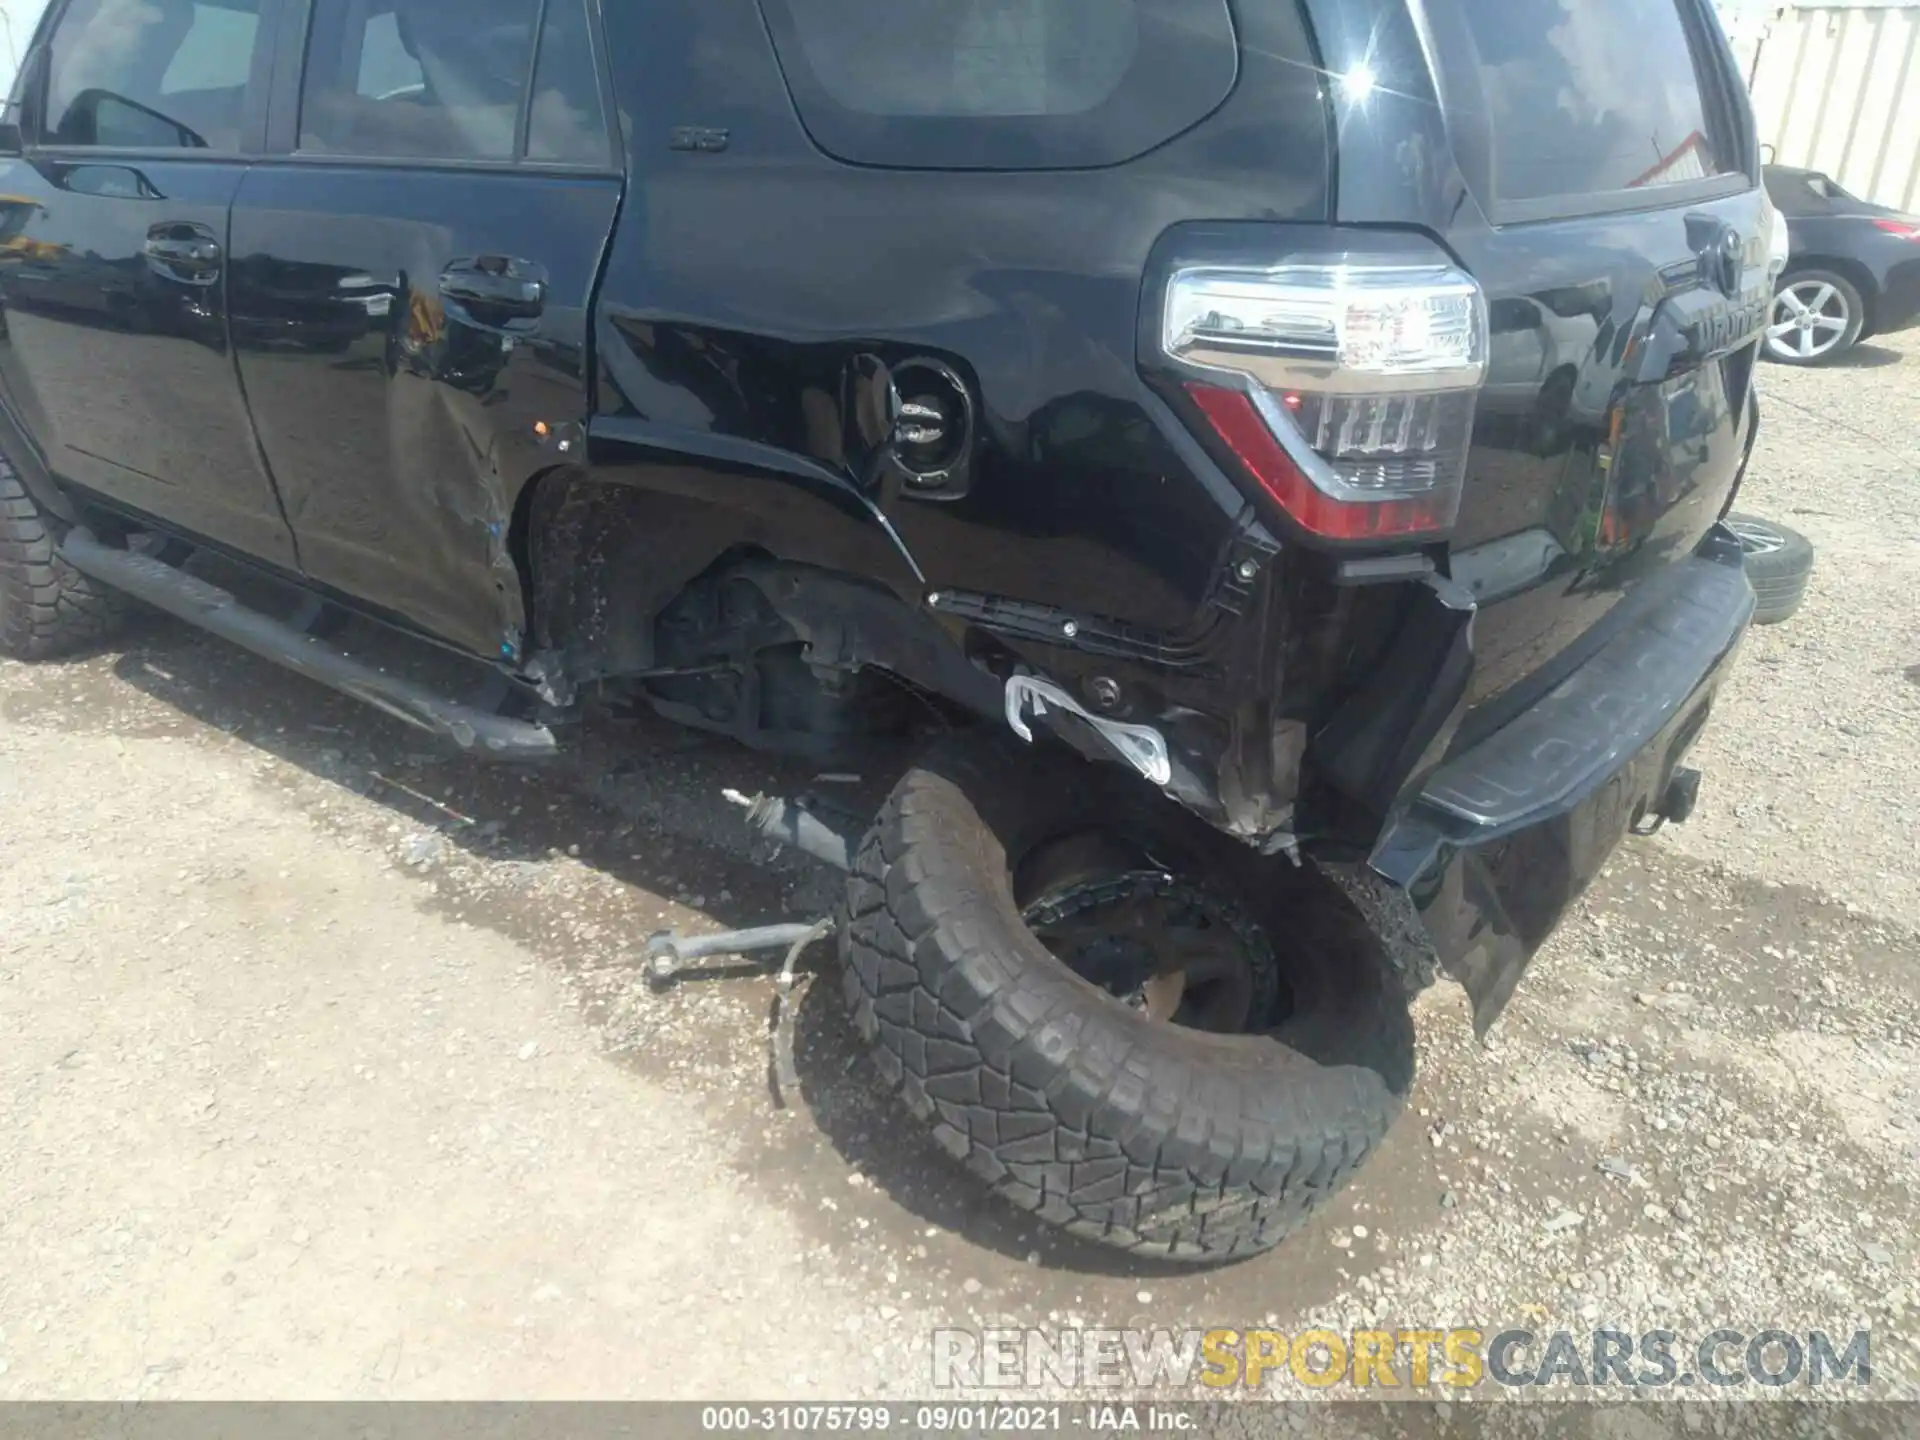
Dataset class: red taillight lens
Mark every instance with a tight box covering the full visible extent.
[1186,385,1460,540]
[1873,219,1920,241]
[1162,260,1488,543]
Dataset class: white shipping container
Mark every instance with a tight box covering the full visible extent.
[1734,0,1920,213]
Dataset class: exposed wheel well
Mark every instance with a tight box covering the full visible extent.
[515,468,999,744]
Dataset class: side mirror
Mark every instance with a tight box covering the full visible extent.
[1,47,50,155]
[0,87,26,157]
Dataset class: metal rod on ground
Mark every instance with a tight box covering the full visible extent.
[645,922,826,981]
[772,918,834,1106]
[641,787,854,1103]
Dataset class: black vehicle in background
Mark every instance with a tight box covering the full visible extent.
[1764,164,1920,364]
[0,0,1780,1262]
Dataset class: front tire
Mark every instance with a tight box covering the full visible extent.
[840,733,1413,1263]
[0,457,124,660]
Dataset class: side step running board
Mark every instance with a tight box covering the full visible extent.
[60,529,557,760]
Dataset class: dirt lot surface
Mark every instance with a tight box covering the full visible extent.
[3,334,1918,1403]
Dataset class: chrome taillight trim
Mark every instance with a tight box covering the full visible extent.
[1163,262,1490,397]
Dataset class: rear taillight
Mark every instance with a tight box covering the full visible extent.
[1163,261,1488,542]
[1872,218,1920,242]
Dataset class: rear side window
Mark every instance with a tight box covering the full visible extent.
[298,0,609,166]
[1428,0,1738,218]
[756,0,1239,169]
[526,0,612,167]
[300,0,538,160]
[45,0,267,151]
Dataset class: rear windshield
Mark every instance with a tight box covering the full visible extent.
[755,0,1238,169]
[1428,0,1737,218]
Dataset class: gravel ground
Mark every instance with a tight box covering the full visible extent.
[1,333,1917,1403]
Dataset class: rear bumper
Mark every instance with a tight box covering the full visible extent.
[1873,257,1920,336]
[1368,528,1755,1032]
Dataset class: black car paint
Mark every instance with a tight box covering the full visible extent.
[1371,531,1754,1035]
[226,163,620,659]
[0,0,1769,1030]
[588,0,1329,636]
[1298,0,1765,713]
[0,157,300,569]
[1766,165,1920,340]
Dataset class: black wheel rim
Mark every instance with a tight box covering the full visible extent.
[1016,833,1281,1033]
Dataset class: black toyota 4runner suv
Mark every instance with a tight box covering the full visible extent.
[0,0,1782,1261]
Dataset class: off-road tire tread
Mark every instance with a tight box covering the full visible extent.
[840,735,1412,1262]
[0,459,124,660]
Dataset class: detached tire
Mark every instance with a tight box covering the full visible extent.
[0,458,123,660]
[1727,513,1815,625]
[841,732,1414,1262]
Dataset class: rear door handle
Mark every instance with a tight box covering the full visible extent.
[143,223,222,285]
[439,258,546,327]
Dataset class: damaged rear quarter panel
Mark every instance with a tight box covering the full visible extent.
[589,0,1329,634]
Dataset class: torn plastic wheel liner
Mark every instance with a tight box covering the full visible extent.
[1004,672,1172,787]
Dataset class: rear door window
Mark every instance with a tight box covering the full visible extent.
[296,0,611,166]
[755,0,1238,169]
[1427,0,1740,220]
[526,0,612,167]
[299,0,539,161]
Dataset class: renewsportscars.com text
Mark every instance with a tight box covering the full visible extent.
[932,1327,1872,1391]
